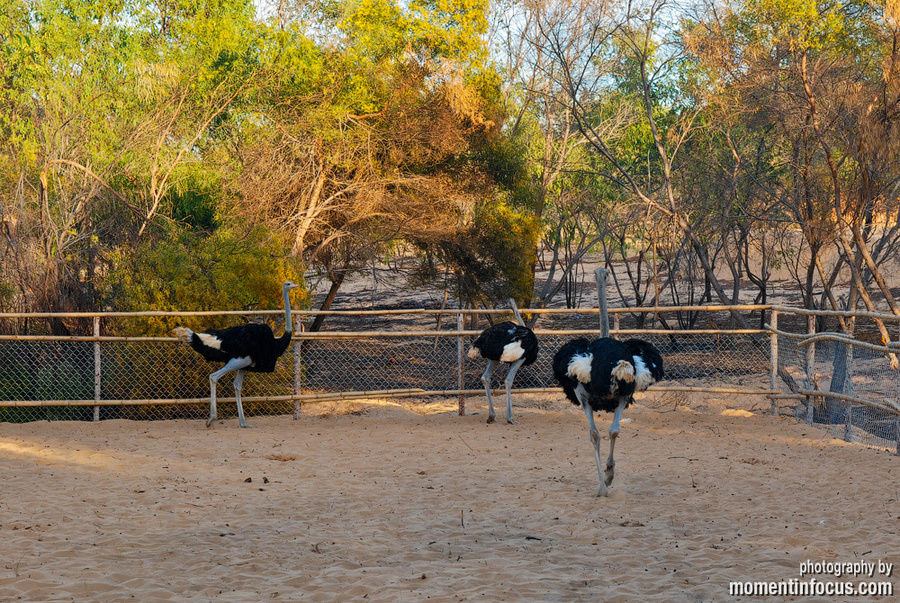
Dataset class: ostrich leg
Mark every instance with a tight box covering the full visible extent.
[480,360,497,423]
[233,369,253,428]
[503,357,527,424]
[575,384,608,497]
[207,357,253,428]
[604,397,629,486]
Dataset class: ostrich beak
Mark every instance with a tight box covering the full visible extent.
[285,281,300,290]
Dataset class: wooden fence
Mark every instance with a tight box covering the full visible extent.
[2,304,899,451]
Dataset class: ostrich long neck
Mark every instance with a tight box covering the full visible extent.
[283,285,293,335]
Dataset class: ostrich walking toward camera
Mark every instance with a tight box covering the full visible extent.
[467,321,538,424]
[174,281,300,428]
[553,337,663,496]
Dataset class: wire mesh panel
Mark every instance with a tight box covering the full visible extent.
[0,340,95,422]
[632,333,770,386]
[0,338,298,423]
[775,309,900,452]
[97,342,297,400]
[299,337,461,393]
[0,340,94,400]
[0,309,775,424]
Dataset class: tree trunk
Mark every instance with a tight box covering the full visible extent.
[308,271,345,333]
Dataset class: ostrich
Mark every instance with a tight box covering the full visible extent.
[467,321,539,424]
[173,281,300,428]
[553,337,664,496]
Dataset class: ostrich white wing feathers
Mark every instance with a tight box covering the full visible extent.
[632,355,654,390]
[611,359,635,383]
[197,332,223,350]
[609,359,635,395]
[499,340,525,363]
[566,354,594,384]
[467,346,482,360]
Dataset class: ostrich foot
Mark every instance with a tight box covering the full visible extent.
[604,465,615,486]
[596,483,609,497]
[486,414,496,424]
[206,416,217,428]
[506,417,518,425]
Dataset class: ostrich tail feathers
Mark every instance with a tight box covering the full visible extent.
[173,327,194,344]
[611,359,635,382]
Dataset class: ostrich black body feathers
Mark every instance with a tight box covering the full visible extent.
[467,320,539,424]
[553,337,663,412]
[468,321,538,365]
[185,323,291,373]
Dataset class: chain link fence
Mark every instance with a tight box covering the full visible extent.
[2,305,899,452]
[771,306,900,452]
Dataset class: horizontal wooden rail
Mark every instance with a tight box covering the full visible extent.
[796,389,900,416]
[295,328,768,339]
[654,386,777,395]
[0,384,775,408]
[0,328,769,342]
[608,304,770,314]
[0,335,175,342]
[293,328,769,339]
[0,304,773,320]
[0,310,288,319]
[765,325,898,354]
[771,305,900,322]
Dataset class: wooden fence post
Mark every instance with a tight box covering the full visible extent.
[458,312,465,416]
[595,268,609,338]
[896,358,900,455]
[805,314,815,424]
[93,316,101,422]
[770,309,778,415]
[293,315,303,420]
[895,416,900,456]
[843,342,854,442]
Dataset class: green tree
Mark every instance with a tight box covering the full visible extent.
[232,0,534,316]
[688,0,900,333]
[0,0,286,322]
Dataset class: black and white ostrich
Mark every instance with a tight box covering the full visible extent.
[553,337,664,496]
[467,321,539,424]
[173,281,300,428]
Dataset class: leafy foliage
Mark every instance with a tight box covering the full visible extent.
[415,200,539,307]
[100,224,306,335]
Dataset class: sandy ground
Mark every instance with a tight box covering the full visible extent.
[1,394,898,602]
